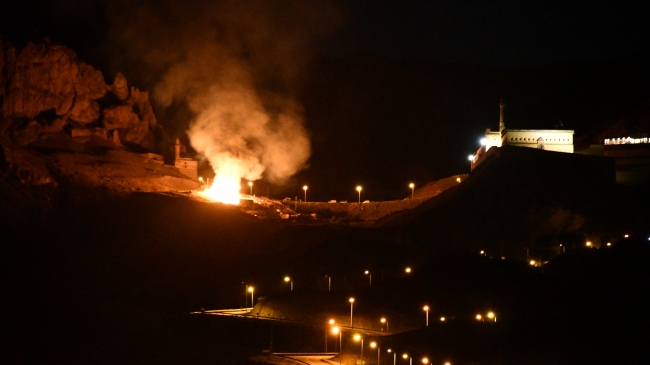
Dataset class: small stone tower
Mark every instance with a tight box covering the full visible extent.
[174,138,181,162]
[499,98,506,133]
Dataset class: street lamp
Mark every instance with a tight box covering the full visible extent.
[365,270,372,285]
[405,267,411,274]
[422,357,429,364]
[326,319,336,352]
[403,353,412,365]
[354,334,363,358]
[381,317,388,332]
[284,276,293,291]
[248,286,254,308]
[248,181,253,195]
[476,314,482,321]
[303,185,308,202]
[356,185,362,203]
[370,341,380,365]
[325,275,331,291]
[423,305,429,326]
[409,183,414,199]
[332,326,342,365]
[349,297,355,327]
[388,349,396,365]
[487,311,496,322]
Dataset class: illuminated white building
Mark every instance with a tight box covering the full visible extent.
[471,100,574,170]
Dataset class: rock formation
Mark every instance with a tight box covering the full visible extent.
[0,38,157,149]
[0,37,194,195]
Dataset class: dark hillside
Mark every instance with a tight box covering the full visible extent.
[379,146,629,259]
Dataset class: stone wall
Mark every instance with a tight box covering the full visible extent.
[288,198,427,222]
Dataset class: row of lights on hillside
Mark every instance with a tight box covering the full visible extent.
[328,318,452,365]
[245,267,412,308]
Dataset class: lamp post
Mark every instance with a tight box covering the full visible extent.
[388,349,396,365]
[381,317,388,332]
[248,181,253,195]
[248,286,254,308]
[409,183,414,199]
[487,311,496,322]
[349,297,355,327]
[244,283,247,308]
[370,341,380,365]
[325,275,331,291]
[332,326,342,365]
[423,305,429,326]
[284,276,293,291]
[326,319,335,352]
[365,270,372,285]
[403,353,412,365]
[356,185,362,203]
[303,185,308,202]
[354,334,363,358]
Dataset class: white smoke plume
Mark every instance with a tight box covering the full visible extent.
[105,0,343,184]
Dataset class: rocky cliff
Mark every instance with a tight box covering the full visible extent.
[0,37,157,149]
[0,37,198,209]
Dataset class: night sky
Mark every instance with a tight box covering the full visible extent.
[2,0,649,201]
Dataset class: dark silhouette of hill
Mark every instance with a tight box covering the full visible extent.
[377,146,634,261]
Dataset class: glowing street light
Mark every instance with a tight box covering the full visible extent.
[325,319,336,352]
[388,349,397,365]
[248,286,254,308]
[422,357,429,364]
[356,185,362,203]
[365,270,372,285]
[480,137,487,145]
[440,316,446,322]
[403,353,412,365]
[586,241,592,247]
[423,305,429,326]
[331,326,342,365]
[370,341,380,365]
[476,314,482,321]
[487,311,496,322]
[248,181,253,195]
[381,317,388,332]
[303,185,308,202]
[405,267,412,274]
[468,154,474,161]
[409,183,415,199]
[284,276,293,291]
[349,297,355,327]
[354,334,363,358]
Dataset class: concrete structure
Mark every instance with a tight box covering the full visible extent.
[172,138,198,180]
[471,100,574,170]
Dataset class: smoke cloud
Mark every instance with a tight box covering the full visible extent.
[105,0,343,183]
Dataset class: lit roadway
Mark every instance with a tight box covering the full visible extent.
[193,308,388,336]
[272,353,337,364]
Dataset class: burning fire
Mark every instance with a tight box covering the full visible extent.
[202,173,241,205]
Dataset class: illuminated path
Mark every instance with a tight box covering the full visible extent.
[192,308,388,336]
[272,353,337,365]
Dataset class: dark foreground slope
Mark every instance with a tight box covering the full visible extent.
[379,146,648,260]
